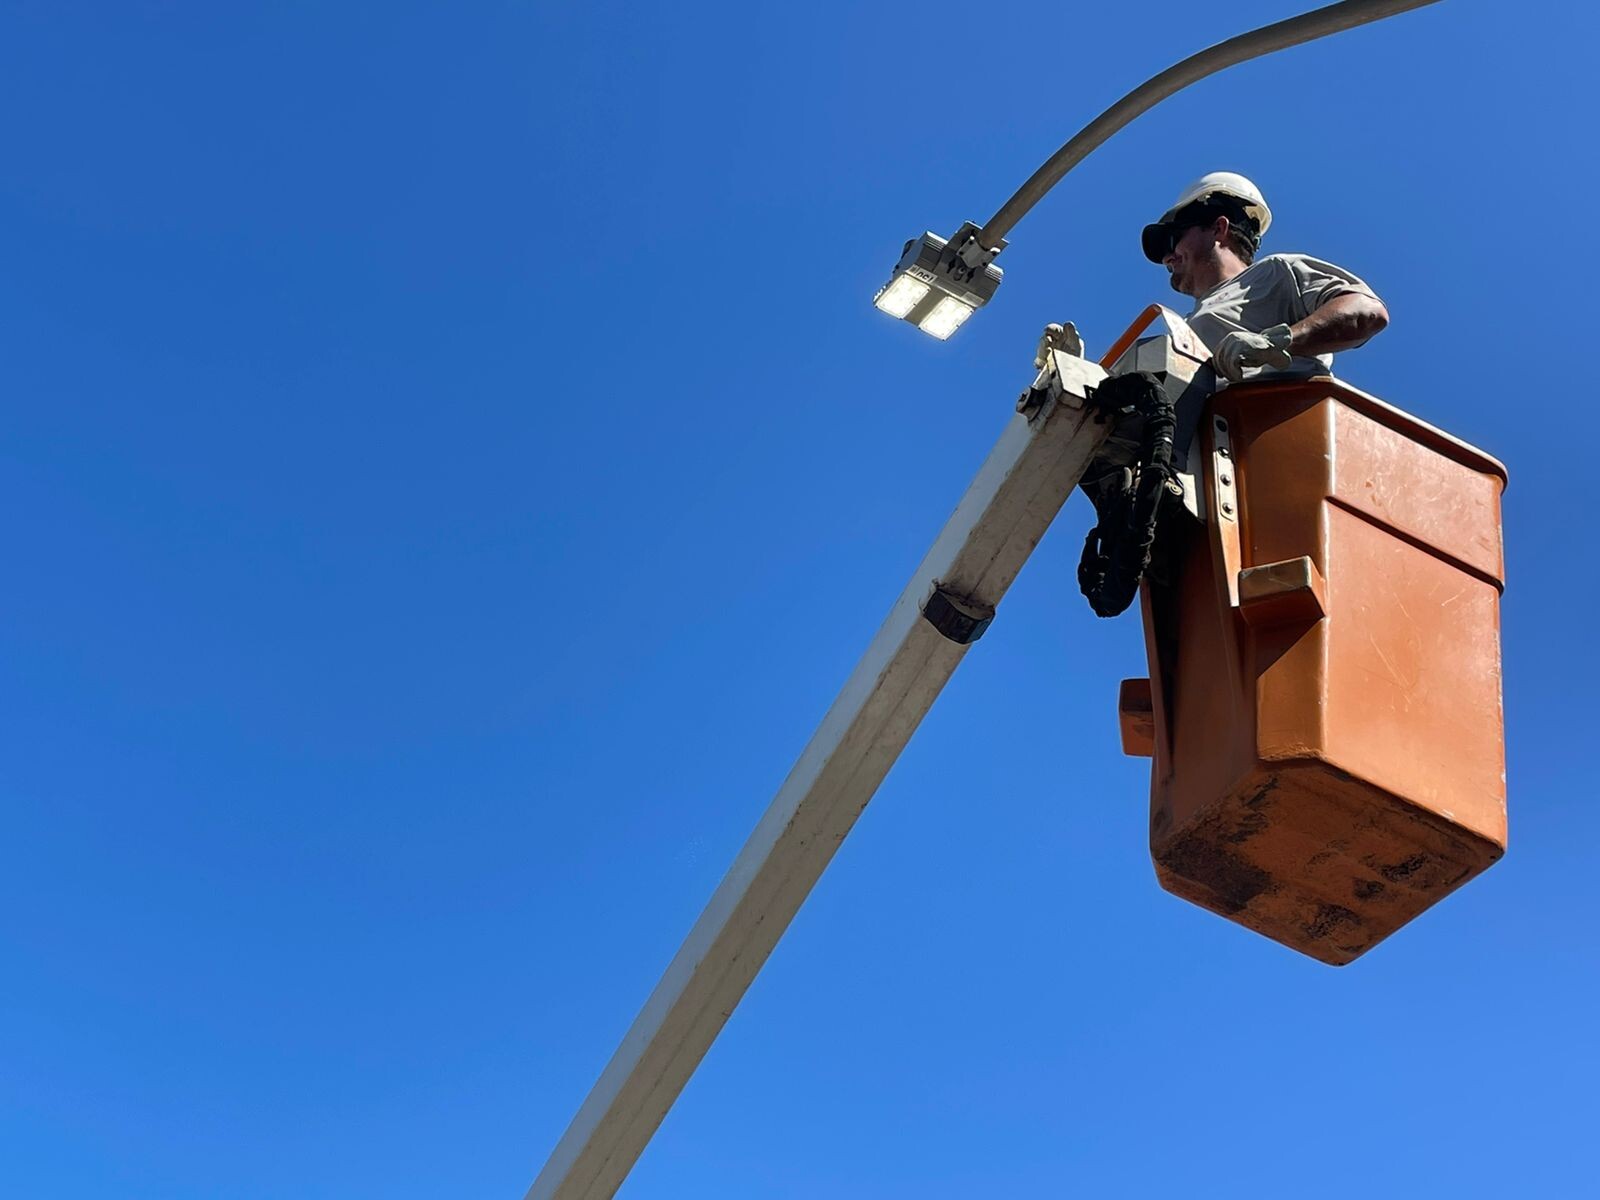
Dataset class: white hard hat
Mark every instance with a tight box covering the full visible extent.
[1142,172,1273,262]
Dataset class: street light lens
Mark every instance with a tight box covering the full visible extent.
[874,275,931,319]
[917,296,973,340]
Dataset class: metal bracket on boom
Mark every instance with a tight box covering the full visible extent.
[922,586,995,644]
[1103,307,1218,520]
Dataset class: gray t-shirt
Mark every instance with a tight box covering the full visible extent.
[1186,252,1381,379]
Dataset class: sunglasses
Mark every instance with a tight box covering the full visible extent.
[1156,222,1207,257]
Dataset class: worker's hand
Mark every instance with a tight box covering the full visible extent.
[1034,321,1084,368]
[1213,323,1294,382]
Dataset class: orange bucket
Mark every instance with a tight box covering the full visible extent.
[1120,377,1508,964]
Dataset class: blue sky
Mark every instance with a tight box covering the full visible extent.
[3,2,1596,1197]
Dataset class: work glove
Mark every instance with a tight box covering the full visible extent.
[1034,321,1084,368]
[1213,323,1294,382]
[1019,321,1089,416]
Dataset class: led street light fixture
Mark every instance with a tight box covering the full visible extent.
[873,222,1004,340]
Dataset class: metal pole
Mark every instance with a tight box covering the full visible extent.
[976,0,1445,249]
[526,353,1111,1200]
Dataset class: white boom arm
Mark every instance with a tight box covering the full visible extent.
[527,351,1112,1200]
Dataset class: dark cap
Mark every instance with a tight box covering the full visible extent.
[1141,198,1261,263]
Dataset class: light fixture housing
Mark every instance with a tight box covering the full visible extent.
[873,221,1005,339]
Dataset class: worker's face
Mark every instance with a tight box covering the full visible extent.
[1162,221,1219,297]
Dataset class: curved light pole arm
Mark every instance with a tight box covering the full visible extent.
[975,0,1444,250]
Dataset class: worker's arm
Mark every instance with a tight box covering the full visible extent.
[1213,276,1390,383]
[1287,292,1389,358]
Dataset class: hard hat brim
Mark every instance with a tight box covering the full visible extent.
[1141,223,1173,263]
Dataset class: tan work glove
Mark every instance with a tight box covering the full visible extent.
[1034,321,1084,368]
[1213,323,1293,382]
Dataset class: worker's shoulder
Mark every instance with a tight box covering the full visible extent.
[1212,254,1298,295]
[1251,251,1314,273]
[1229,252,1304,281]
[1258,251,1366,277]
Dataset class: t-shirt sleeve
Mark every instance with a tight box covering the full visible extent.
[1282,254,1381,318]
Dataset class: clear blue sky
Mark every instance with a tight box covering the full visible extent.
[3,3,1596,1197]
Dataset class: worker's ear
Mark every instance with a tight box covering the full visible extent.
[1211,214,1232,246]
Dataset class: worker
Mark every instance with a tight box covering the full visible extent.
[1073,172,1389,615]
[1140,171,1389,382]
